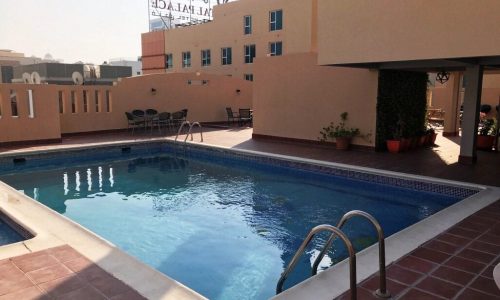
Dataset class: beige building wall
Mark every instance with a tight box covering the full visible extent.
[253,53,378,147]
[0,74,252,143]
[160,0,317,80]
[317,0,500,65]
[0,84,61,143]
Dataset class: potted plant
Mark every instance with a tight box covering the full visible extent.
[386,119,404,153]
[477,117,497,150]
[319,112,360,150]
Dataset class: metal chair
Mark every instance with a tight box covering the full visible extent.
[151,112,172,134]
[226,107,239,126]
[238,108,252,127]
[125,112,145,134]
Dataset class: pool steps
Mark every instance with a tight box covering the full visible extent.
[277,210,390,300]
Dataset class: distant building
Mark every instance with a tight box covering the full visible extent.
[12,63,132,85]
[0,49,42,83]
[108,58,142,76]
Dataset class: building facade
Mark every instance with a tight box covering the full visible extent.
[142,0,318,80]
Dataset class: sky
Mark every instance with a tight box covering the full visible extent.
[0,0,149,64]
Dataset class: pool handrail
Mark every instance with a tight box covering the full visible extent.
[276,224,356,300]
[311,210,391,298]
[185,122,203,142]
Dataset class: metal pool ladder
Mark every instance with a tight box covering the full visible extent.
[175,121,203,143]
[276,210,390,300]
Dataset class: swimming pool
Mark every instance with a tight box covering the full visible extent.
[0,212,30,246]
[0,143,479,299]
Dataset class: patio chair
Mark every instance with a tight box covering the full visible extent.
[238,108,253,127]
[145,109,159,131]
[151,112,172,134]
[226,107,239,126]
[171,110,186,129]
[125,112,145,134]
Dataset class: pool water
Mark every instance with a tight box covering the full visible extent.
[0,217,24,246]
[0,150,464,299]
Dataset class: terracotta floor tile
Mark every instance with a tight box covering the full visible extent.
[360,276,407,297]
[0,286,48,300]
[38,274,85,298]
[411,247,451,264]
[26,263,73,284]
[336,287,379,300]
[386,265,424,285]
[468,240,500,255]
[415,276,462,298]
[0,260,9,267]
[465,215,496,226]
[10,253,59,273]
[63,257,94,273]
[431,265,475,286]
[457,220,491,232]
[0,263,34,296]
[446,226,481,239]
[478,234,500,246]
[435,233,471,247]
[47,245,82,263]
[57,286,106,300]
[469,276,500,297]
[398,288,444,300]
[423,240,461,255]
[456,248,496,264]
[444,256,487,274]
[455,288,500,300]
[482,264,496,279]
[77,265,113,283]
[396,255,438,274]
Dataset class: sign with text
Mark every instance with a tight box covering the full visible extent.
[149,0,214,26]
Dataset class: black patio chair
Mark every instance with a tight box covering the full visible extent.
[125,112,145,134]
[171,110,186,129]
[151,112,172,134]
[238,108,253,127]
[226,107,239,126]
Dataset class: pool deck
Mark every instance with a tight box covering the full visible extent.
[0,245,145,300]
[0,127,499,299]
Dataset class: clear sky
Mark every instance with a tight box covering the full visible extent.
[0,0,149,64]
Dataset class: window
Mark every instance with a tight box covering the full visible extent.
[166,53,173,69]
[95,90,101,112]
[221,47,232,65]
[27,89,35,118]
[270,10,283,31]
[58,91,65,114]
[106,90,112,113]
[269,41,283,56]
[10,90,18,117]
[83,90,88,113]
[201,49,211,66]
[71,91,77,113]
[244,74,254,82]
[182,51,191,68]
[244,44,256,64]
[244,15,252,34]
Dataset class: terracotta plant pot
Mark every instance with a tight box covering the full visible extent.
[386,140,401,153]
[335,136,352,150]
[476,135,495,150]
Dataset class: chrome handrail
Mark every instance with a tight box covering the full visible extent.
[185,122,203,142]
[175,121,191,142]
[312,210,390,298]
[276,224,356,299]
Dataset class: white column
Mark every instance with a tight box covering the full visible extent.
[459,65,483,164]
[443,72,461,136]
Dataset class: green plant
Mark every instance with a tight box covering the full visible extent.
[319,112,360,141]
[478,118,497,136]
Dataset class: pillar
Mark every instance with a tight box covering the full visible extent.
[443,72,461,136]
[459,65,483,164]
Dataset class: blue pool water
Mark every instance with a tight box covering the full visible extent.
[0,145,470,299]
[0,217,24,246]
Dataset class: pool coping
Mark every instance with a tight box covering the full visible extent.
[0,138,498,300]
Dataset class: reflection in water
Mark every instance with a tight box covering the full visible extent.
[33,187,39,200]
[87,168,92,191]
[75,171,80,192]
[109,167,114,187]
[98,166,103,191]
[63,173,69,195]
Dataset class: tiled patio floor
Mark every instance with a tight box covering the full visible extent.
[0,245,145,300]
[339,200,500,299]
